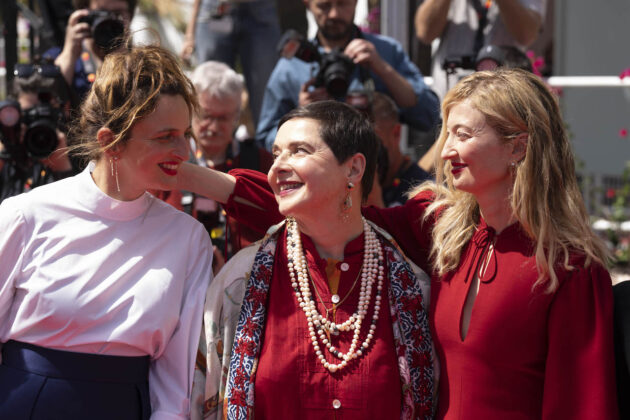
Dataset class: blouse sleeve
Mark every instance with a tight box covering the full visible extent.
[542,263,619,419]
[0,198,27,344]
[362,191,436,271]
[223,168,283,235]
[149,228,214,420]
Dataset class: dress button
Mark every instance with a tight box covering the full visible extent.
[340,262,350,271]
[332,399,341,409]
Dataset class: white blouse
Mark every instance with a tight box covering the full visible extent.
[0,163,213,419]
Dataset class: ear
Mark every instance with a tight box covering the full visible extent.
[346,152,366,186]
[392,123,402,142]
[97,127,120,157]
[511,133,528,162]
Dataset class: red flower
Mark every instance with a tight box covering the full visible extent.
[229,389,248,407]
[235,338,257,356]
[241,319,257,337]
[606,188,616,199]
[401,295,423,313]
[233,368,248,387]
[620,128,628,138]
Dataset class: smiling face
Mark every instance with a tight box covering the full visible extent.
[268,118,350,223]
[115,94,191,199]
[440,100,516,200]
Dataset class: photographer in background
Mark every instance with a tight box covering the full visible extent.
[414,0,545,100]
[371,92,432,208]
[0,65,75,203]
[44,0,135,107]
[256,0,440,151]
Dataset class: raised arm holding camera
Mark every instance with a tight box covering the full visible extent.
[414,0,546,100]
[256,0,440,151]
[45,0,134,106]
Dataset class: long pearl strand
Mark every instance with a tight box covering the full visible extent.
[286,217,385,373]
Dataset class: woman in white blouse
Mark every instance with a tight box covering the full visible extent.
[0,45,213,419]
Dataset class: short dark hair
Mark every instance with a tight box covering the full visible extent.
[278,100,378,201]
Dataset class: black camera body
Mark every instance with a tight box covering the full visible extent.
[0,97,61,162]
[22,101,62,159]
[79,10,125,51]
[277,30,355,98]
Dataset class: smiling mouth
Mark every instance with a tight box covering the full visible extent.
[278,183,303,195]
[158,163,179,176]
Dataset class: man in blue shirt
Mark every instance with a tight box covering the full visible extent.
[256,0,440,151]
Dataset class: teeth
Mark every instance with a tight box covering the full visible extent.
[160,163,178,170]
[280,183,301,191]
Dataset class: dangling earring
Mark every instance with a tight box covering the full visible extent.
[111,156,121,192]
[341,181,354,221]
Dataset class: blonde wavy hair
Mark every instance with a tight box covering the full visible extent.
[70,44,198,162]
[414,68,609,292]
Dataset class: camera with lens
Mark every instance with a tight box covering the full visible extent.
[79,10,125,52]
[0,64,66,162]
[0,98,62,162]
[277,29,355,98]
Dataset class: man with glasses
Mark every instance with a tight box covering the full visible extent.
[187,60,273,266]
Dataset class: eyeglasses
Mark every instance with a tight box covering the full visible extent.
[195,111,239,125]
[14,64,61,79]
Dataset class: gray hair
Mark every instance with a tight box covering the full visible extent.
[190,60,245,105]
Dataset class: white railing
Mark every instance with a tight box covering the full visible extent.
[422,75,630,88]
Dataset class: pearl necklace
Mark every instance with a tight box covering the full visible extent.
[286,217,384,373]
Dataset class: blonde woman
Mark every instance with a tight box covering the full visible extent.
[0,45,212,419]
[179,69,619,419]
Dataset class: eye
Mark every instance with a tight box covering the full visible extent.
[456,131,471,140]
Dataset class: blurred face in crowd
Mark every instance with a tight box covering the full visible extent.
[89,0,132,29]
[192,91,240,159]
[306,0,357,41]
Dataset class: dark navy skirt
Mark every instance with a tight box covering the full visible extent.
[0,340,151,420]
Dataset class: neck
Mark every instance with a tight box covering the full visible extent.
[317,32,351,51]
[296,210,364,260]
[203,148,228,167]
[477,193,516,234]
[91,158,143,201]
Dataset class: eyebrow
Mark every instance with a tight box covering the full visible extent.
[271,140,311,152]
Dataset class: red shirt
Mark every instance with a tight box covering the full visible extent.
[253,229,402,419]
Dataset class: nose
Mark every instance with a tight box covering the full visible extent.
[174,135,190,161]
[269,149,290,176]
[440,135,456,161]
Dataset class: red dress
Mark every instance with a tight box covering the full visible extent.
[224,169,619,419]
